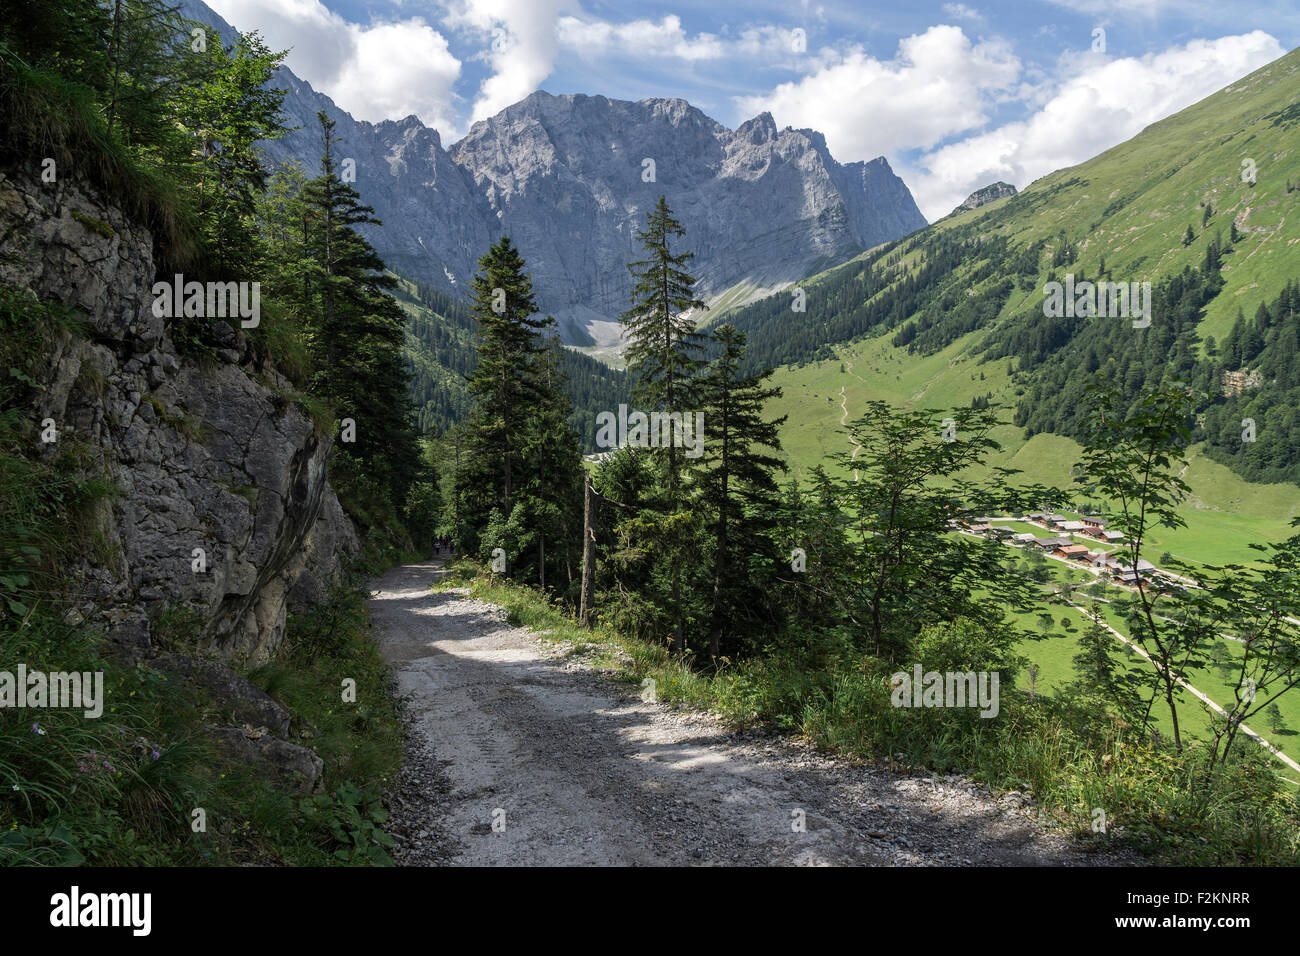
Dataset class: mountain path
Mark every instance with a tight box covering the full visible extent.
[1063,598,1300,775]
[839,361,863,481]
[372,560,1135,866]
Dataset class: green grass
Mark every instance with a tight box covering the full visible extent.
[767,326,1300,566]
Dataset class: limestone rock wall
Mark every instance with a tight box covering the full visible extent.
[0,167,358,664]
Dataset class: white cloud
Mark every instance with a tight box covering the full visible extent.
[942,3,984,22]
[734,25,1021,157]
[208,0,460,130]
[911,30,1284,218]
[443,0,577,123]
[557,14,725,61]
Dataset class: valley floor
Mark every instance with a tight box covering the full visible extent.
[370,561,1136,867]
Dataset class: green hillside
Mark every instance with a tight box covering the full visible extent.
[720,45,1300,506]
[768,330,1300,566]
[719,48,1300,781]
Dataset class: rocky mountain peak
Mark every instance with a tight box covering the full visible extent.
[952,181,1018,215]
[736,111,779,144]
[182,0,928,350]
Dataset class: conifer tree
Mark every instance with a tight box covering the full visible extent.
[619,196,707,654]
[513,339,584,591]
[457,236,552,541]
[620,195,708,494]
[173,30,286,276]
[695,325,787,660]
[299,110,419,507]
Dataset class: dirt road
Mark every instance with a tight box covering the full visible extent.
[371,560,1131,866]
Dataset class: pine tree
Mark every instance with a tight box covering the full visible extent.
[1070,616,1142,721]
[173,30,287,276]
[104,0,190,144]
[513,340,584,592]
[299,110,418,507]
[457,237,552,541]
[620,195,707,654]
[621,195,708,495]
[695,325,787,660]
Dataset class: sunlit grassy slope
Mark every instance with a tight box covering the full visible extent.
[763,46,1300,563]
[771,329,1300,565]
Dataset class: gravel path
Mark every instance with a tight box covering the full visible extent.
[372,560,1135,867]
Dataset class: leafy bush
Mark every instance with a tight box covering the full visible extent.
[299,783,395,866]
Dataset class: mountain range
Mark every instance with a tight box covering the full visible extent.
[181,0,927,351]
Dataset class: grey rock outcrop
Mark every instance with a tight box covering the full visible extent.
[208,726,324,792]
[952,181,1018,215]
[154,653,293,736]
[0,165,358,664]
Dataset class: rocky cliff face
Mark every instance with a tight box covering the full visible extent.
[0,166,358,666]
[447,94,926,345]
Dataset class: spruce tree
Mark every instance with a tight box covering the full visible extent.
[514,339,584,592]
[619,195,707,655]
[620,195,708,493]
[695,325,787,660]
[458,237,551,535]
[299,110,418,508]
[173,30,287,276]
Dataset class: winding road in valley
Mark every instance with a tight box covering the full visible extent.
[370,560,1133,867]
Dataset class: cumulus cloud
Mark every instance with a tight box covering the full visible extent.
[208,0,460,130]
[557,14,725,61]
[443,0,578,123]
[734,26,1022,157]
[911,30,1285,218]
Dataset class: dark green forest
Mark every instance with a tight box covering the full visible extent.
[398,278,630,449]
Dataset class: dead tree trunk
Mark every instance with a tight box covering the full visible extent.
[580,472,597,627]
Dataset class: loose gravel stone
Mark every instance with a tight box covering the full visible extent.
[374,561,1138,867]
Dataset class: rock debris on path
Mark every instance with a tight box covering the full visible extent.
[371,560,1135,867]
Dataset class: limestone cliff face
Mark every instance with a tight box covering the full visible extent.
[446,95,927,344]
[951,181,1018,215]
[182,0,928,351]
[0,166,358,665]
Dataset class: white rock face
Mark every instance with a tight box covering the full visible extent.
[445,94,926,342]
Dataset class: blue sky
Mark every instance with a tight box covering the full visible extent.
[207,0,1300,219]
